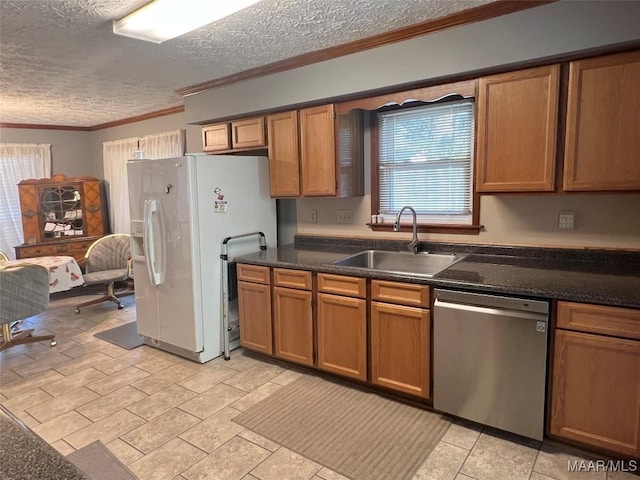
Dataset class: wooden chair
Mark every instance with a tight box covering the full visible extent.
[0,264,56,351]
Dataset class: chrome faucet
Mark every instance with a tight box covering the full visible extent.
[393,206,419,254]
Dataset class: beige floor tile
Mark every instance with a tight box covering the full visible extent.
[41,367,106,397]
[127,383,197,420]
[460,432,538,480]
[1,387,53,414]
[122,408,201,454]
[77,385,148,421]
[178,383,246,420]
[132,365,197,395]
[92,349,151,375]
[1,352,37,371]
[214,351,263,371]
[608,472,640,480]
[454,475,477,480]
[64,408,146,449]
[32,410,92,443]
[51,439,76,456]
[26,386,99,422]
[179,407,243,453]
[53,352,113,376]
[413,441,470,480]
[0,369,65,398]
[178,365,238,394]
[106,438,145,465]
[231,382,282,411]
[0,368,24,386]
[138,349,202,373]
[11,352,74,377]
[135,355,177,374]
[59,342,104,359]
[534,444,606,480]
[251,446,321,480]
[86,365,150,395]
[242,475,260,480]
[530,473,557,480]
[315,467,350,480]
[237,430,280,452]
[129,437,207,480]
[13,410,40,429]
[223,364,284,393]
[271,370,303,386]
[183,436,270,480]
[441,421,483,450]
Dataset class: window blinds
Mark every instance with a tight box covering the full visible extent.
[377,99,474,223]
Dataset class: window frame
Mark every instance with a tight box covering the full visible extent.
[370,97,482,235]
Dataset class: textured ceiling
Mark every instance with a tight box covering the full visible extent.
[0,0,495,128]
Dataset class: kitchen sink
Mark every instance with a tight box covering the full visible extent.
[333,250,466,277]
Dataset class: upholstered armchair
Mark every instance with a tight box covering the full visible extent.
[0,264,55,351]
[75,234,132,314]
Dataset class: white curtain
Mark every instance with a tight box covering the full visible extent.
[102,130,184,235]
[103,137,139,234]
[0,143,52,259]
[140,129,185,159]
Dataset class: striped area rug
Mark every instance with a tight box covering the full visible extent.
[233,374,451,480]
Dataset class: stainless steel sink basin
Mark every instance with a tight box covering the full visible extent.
[333,250,466,277]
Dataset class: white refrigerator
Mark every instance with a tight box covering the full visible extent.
[127,154,276,363]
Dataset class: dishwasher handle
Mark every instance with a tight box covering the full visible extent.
[434,299,548,323]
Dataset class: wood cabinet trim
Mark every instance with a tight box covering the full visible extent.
[317,273,366,298]
[557,301,640,340]
[273,268,312,290]
[371,280,429,307]
[236,264,270,284]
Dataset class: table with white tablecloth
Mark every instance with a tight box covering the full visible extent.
[4,256,84,293]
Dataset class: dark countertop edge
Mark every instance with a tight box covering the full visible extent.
[233,251,640,310]
[294,235,640,265]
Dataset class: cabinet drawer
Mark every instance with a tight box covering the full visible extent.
[371,280,429,308]
[273,268,311,290]
[317,273,365,298]
[16,244,58,258]
[237,264,270,284]
[557,301,640,340]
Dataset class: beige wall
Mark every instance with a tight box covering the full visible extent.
[0,127,94,177]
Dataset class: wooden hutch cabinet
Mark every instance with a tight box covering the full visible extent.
[15,174,110,261]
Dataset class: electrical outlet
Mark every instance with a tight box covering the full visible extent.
[337,209,353,224]
[309,209,317,224]
[558,211,575,230]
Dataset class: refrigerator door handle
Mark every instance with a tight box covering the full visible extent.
[143,199,166,286]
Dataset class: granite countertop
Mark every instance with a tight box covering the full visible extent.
[234,239,640,309]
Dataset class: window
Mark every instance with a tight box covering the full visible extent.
[374,99,476,229]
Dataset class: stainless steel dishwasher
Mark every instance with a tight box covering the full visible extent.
[433,289,549,441]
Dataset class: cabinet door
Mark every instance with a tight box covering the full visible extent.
[18,183,41,244]
[476,65,560,192]
[238,281,272,355]
[273,286,313,366]
[202,123,231,152]
[317,293,367,381]
[370,302,430,399]
[81,180,107,237]
[300,104,336,196]
[550,330,640,457]
[564,50,640,191]
[267,111,300,197]
[232,117,266,149]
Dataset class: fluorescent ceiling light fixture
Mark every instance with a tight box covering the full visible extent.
[113,0,262,44]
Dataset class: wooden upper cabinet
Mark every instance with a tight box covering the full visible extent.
[202,123,231,152]
[563,50,640,191]
[476,64,560,192]
[267,110,300,197]
[300,104,337,196]
[231,116,266,149]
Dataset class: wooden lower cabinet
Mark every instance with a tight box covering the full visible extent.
[238,281,272,355]
[317,293,367,381]
[550,329,640,458]
[272,286,313,366]
[370,301,430,399]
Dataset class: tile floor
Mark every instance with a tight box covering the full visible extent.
[0,293,636,480]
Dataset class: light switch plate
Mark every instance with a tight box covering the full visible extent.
[559,211,575,229]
